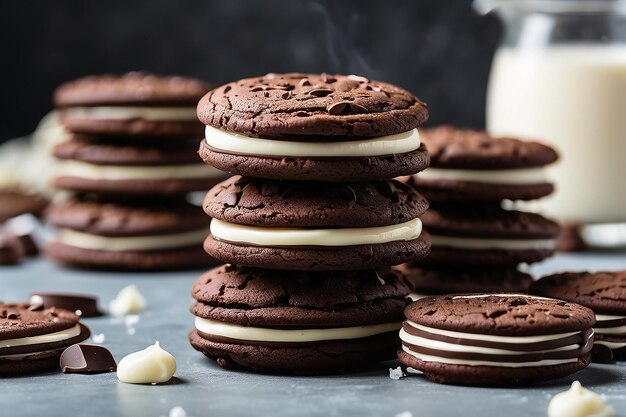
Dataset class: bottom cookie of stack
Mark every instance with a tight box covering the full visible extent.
[189,265,410,373]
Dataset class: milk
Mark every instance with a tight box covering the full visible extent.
[487,46,626,223]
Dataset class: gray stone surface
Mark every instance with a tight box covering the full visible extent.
[1,254,625,417]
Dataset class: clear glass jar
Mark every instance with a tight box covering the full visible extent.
[476,0,626,247]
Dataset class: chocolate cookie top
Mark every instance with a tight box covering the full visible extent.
[423,206,560,239]
[0,303,80,340]
[204,176,428,228]
[397,265,533,294]
[197,73,428,139]
[422,126,558,169]
[46,196,210,237]
[53,136,202,166]
[406,294,595,336]
[532,271,626,315]
[191,264,409,327]
[54,72,210,107]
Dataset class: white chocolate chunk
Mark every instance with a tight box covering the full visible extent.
[117,341,176,384]
[109,285,147,316]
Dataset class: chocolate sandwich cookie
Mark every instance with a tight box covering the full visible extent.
[54,72,209,138]
[53,135,224,195]
[0,190,48,223]
[422,206,559,265]
[532,271,626,361]
[398,294,595,385]
[0,303,90,375]
[189,264,409,373]
[394,264,533,300]
[197,73,429,182]
[202,176,430,270]
[404,126,558,203]
[45,196,215,271]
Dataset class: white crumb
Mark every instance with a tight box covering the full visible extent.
[406,367,422,374]
[395,412,413,417]
[91,333,105,344]
[125,314,140,327]
[169,406,187,417]
[389,366,405,380]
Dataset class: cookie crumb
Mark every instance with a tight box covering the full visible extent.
[389,366,405,380]
[92,333,105,344]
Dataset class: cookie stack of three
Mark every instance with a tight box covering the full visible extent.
[396,126,560,298]
[45,73,226,270]
[188,73,432,373]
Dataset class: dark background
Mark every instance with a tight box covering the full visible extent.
[0,0,500,143]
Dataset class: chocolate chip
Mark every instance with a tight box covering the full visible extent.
[28,303,44,312]
[327,102,349,115]
[221,192,240,208]
[60,344,117,374]
[298,78,311,87]
[281,91,292,99]
[0,310,6,319]
[7,313,19,320]
[29,293,102,318]
[327,101,369,115]
[373,181,402,203]
[308,88,333,97]
[223,86,231,93]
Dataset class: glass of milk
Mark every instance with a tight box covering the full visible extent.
[476,0,626,248]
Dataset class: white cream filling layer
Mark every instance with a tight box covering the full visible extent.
[0,324,81,349]
[419,167,548,184]
[63,106,198,121]
[56,160,222,181]
[195,317,400,343]
[58,227,211,251]
[401,345,577,367]
[430,234,556,250]
[399,328,582,355]
[210,218,422,247]
[405,321,579,344]
[594,314,626,335]
[205,126,421,157]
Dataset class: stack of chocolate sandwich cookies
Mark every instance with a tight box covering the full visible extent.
[45,73,225,270]
[398,126,559,296]
[189,73,431,373]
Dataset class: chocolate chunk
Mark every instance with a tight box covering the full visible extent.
[60,344,117,374]
[0,230,22,265]
[29,293,103,317]
[221,192,240,208]
[16,233,39,256]
[308,88,333,97]
[327,101,369,115]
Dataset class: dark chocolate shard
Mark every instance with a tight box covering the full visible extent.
[29,293,103,317]
[60,344,117,374]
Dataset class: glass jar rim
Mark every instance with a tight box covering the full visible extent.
[475,0,626,15]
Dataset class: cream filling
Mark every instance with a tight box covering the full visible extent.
[405,321,579,344]
[0,324,81,349]
[430,234,556,250]
[58,227,210,251]
[399,328,583,355]
[63,106,198,121]
[56,160,222,181]
[205,126,421,157]
[419,167,548,185]
[452,293,554,301]
[594,314,626,335]
[401,345,577,368]
[210,218,422,247]
[195,317,400,343]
